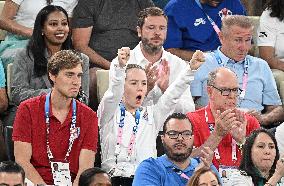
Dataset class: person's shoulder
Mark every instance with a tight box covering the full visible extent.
[80,52,89,62]
[164,0,190,12]
[163,50,188,64]
[247,55,269,66]
[19,94,45,109]
[137,157,161,170]
[186,108,205,125]
[77,101,96,115]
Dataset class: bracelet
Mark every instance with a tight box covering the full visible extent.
[265,182,273,186]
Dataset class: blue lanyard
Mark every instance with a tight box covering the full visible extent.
[194,0,221,34]
[45,92,77,161]
[115,103,141,159]
[118,103,141,135]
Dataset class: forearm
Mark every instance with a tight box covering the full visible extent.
[0,91,8,112]
[16,160,46,184]
[261,106,284,126]
[267,58,284,71]
[75,45,110,70]
[266,173,282,186]
[166,48,195,62]
[191,132,222,157]
[73,149,96,186]
[0,19,32,37]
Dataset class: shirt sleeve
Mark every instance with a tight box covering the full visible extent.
[11,49,49,105]
[81,109,98,152]
[0,61,5,88]
[245,114,260,135]
[12,102,32,143]
[163,3,183,49]
[163,14,184,49]
[187,112,202,147]
[133,158,162,186]
[261,60,282,106]
[71,0,98,28]
[97,65,126,127]
[257,10,276,47]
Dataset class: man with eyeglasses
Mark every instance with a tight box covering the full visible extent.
[190,15,284,128]
[188,67,260,186]
[133,113,220,186]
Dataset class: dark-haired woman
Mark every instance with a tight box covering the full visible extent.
[11,5,89,106]
[230,129,284,186]
[257,0,284,97]
[0,0,78,71]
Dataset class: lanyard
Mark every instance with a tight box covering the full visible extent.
[204,107,237,162]
[45,92,77,162]
[194,0,221,34]
[214,51,249,99]
[172,167,190,180]
[115,103,141,161]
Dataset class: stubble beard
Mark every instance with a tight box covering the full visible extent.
[163,142,192,162]
[141,37,163,55]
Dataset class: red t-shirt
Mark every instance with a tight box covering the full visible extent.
[12,95,98,184]
[187,105,260,169]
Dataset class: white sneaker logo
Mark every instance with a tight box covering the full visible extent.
[194,18,206,26]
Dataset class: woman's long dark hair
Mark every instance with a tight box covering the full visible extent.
[239,129,279,185]
[265,0,284,21]
[27,5,73,77]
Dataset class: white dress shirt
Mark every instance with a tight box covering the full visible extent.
[110,42,195,113]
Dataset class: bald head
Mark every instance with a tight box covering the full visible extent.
[207,67,238,87]
[207,67,239,112]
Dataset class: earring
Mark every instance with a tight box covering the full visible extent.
[42,33,44,36]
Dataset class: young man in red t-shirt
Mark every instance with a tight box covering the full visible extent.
[13,50,98,185]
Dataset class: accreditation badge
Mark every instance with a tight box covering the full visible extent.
[51,161,72,186]
[219,165,238,186]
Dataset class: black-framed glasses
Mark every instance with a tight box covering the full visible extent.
[165,130,193,139]
[211,85,242,96]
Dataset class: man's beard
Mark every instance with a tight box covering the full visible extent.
[141,37,163,55]
[163,142,192,162]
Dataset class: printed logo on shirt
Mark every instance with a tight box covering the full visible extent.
[218,8,232,20]
[258,32,268,37]
[194,18,206,26]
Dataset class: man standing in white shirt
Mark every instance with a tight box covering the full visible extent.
[110,7,197,113]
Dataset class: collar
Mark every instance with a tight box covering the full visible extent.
[216,46,247,65]
[205,104,215,124]
[161,155,198,172]
[133,42,169,66]
[46,96,73,125]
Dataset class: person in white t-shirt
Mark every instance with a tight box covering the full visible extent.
[257,0,284,95]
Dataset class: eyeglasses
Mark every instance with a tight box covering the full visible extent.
[165,130,193,139]
[211,85,242,96]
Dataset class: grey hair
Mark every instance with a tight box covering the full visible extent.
[221,15,254,36]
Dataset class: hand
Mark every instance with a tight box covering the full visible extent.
[214,109,239,137]
[156,59,170,93]
[190,50,205,70]
[274,157,284,178]
[117,47,130,67]
[230,109,247,144]
[199,146,214,168]
[145,63,159,93]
